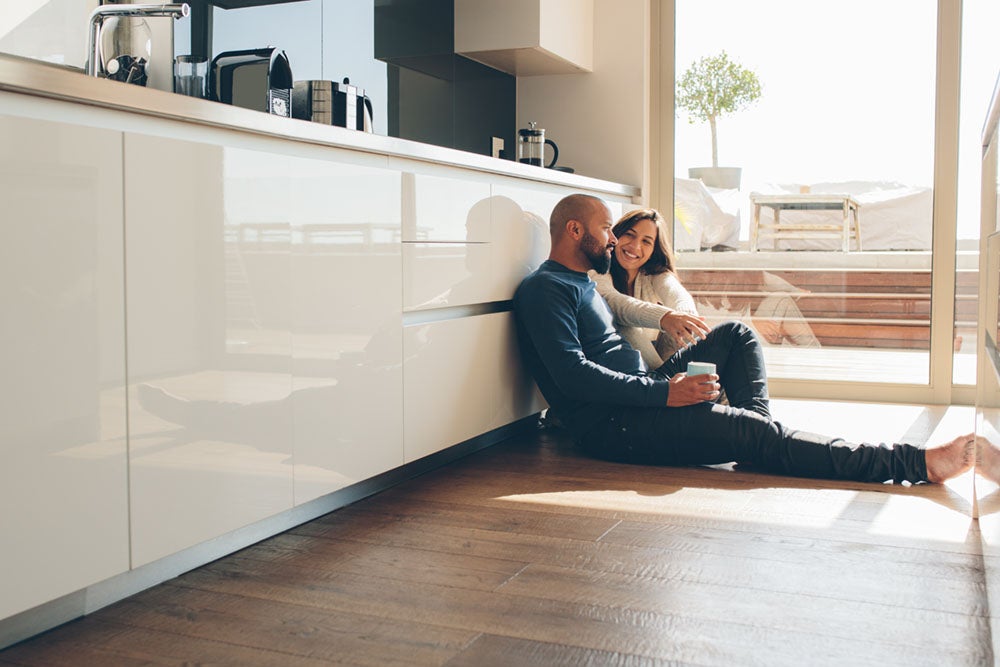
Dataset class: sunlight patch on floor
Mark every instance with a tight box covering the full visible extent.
[769,399,961,445]
[866,485,975,543]
[495,486,860,529]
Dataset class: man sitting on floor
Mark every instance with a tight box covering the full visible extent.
[513,193,973,484]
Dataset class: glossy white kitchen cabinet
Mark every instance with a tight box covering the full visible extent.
[285,145,404,505]
[0,111,130,618]
[494,311,548,424]
[403,242,492,310]
[403,313,508,462]
[402,176,623,460]
[124,132,296,567]
[0,67,640,644]
[401,172,551,310]
[124,128,404,529]
[488,189,552,299]
[400,168,492,242]
[400,165,493,310]
[402,311,545,462]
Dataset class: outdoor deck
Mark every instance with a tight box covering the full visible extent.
[675,250,979,384]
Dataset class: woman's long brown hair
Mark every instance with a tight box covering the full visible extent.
[609,208,677,295]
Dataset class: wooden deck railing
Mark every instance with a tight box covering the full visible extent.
[676,267,978,350]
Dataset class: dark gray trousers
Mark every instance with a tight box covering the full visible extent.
[577,322,927,484]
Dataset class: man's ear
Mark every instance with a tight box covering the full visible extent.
[566,219,582,239]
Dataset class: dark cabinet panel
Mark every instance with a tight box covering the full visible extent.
[208,0,308,8]
[176,0,514,156]
[376,0,514,156]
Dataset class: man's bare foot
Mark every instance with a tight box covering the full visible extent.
[976,435,1000,484]
[925,433,976,483]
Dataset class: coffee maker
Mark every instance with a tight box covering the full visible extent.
[292,77,374,132]
[517,121,559,168]
[209,48,293,117]
[332,78,373,132]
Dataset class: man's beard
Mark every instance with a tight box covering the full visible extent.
[582,230,612,274]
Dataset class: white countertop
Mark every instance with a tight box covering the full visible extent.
[0,54,639,199]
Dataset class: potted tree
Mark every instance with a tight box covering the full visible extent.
[676,51,761,189]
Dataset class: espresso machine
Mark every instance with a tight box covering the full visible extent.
[209,48,294,117]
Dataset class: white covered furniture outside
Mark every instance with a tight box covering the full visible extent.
[749,181,932,251]
[673,177,741,251]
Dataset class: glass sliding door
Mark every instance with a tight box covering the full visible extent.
[673,0,938,386]
[953,0,1000,387]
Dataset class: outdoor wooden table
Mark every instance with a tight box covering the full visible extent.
[750,193,862,252]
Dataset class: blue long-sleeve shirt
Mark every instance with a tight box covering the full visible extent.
[513,260,671,435]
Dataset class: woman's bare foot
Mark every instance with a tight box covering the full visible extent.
[925,433,976,483]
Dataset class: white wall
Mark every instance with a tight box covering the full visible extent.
[0,0,99,68]
[516,0,648,190]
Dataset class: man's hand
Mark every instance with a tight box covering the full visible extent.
[659,312,711,348]
[666,372,721,407]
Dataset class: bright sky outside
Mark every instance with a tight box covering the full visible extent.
[674,0,1000,240]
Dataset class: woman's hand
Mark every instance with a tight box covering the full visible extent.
[659,312,711,348]
[666,372,721,407]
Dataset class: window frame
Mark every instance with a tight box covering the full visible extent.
[652,0,969,405]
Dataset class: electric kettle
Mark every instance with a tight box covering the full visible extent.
[517,121,559,168]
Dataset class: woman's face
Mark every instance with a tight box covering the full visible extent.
[614,218,658,274]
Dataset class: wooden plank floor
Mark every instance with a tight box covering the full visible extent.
[0,400,991,666]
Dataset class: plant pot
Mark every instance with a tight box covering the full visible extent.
[688,167,742,189]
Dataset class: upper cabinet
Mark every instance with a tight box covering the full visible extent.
[454,0,593,76]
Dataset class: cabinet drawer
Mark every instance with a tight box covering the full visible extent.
[401,172,492,242]
[403,242,498,310]
[403,313,500,462]
[402,312,545,462]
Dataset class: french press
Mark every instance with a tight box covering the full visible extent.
[517,121,559,168]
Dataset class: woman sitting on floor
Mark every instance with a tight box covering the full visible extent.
[589,208,703,369]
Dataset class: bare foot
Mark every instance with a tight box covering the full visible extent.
[925,433,976,483]
[976,435,1000,484]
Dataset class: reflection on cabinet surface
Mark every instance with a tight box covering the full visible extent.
[286,147,404,505]
[977,142,1000,649]
[0,81,636,647]
[403,312,542,462]
[0,112,129,619]
[124,132,294,567]
[124,132,405,563]
[401,170,492,243]
[975,75,1000,659]
[401,187,550,311]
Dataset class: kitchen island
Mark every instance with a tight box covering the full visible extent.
[0,54,638,648]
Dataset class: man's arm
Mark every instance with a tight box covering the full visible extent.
[516,277,670,407]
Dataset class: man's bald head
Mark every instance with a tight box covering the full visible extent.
[550,193,606,241]
[545,193,616,274]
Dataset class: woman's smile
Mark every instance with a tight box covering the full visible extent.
[614,218,658,273]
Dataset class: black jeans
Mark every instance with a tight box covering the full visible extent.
[578,322,927,484]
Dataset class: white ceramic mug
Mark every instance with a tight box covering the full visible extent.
[686,361,716,376]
